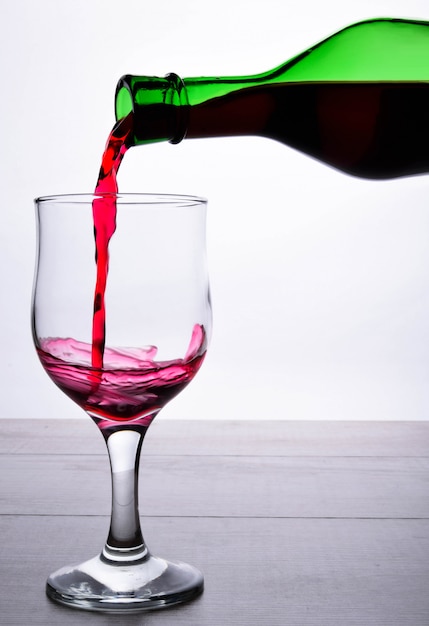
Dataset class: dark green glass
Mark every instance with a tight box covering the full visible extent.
[115,18,429,179]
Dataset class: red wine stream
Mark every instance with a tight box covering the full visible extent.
[37,111,207,423]
[92,112,133,370]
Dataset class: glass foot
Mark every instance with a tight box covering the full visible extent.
[46,552,204,612]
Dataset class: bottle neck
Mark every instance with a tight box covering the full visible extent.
[183,75,277,140]
[115,72,275,145]
[115,73,189,145]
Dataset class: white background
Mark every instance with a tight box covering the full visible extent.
[1,0,429,421]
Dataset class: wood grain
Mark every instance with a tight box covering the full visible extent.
[0,453,428,518]
[2,418,429,456]
[1,515,428,626]
[0,419,428,625]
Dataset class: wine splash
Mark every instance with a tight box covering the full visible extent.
[38,324,207,423]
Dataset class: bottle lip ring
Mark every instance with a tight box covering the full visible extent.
[165,73,189,144]
[114,74,188,145]
[115,76,134,120]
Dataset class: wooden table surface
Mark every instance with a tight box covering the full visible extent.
[1,418,428,625]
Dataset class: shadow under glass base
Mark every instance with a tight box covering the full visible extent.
[46,552,204,613]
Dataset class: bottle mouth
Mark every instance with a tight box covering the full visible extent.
[113,74,188,145]
[115,78,134,120]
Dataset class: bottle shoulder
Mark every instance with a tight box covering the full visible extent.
[263,18,429,83]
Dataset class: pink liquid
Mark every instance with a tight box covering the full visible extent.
[38,325,207,422]
[92,113,133,370]
[38,113,207,424]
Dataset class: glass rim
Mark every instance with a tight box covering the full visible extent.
[34,192,208,206]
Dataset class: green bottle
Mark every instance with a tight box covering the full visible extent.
[115,18,429,179]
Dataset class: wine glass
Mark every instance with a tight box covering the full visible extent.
[32,193,211,612]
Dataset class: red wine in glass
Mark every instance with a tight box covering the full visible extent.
[37,325,207,425]
[36,114,209,430]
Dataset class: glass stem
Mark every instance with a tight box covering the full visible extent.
[102,428,148,563]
